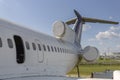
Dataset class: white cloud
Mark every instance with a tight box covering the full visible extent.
[96,26,120,40]
[83,24,91,31]
[96,31,120,40]
[88,26,120,53]
[110,26,120,31]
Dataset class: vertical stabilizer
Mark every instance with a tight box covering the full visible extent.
[73,10,83,45]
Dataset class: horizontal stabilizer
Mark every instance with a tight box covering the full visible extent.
[66,17,119,25]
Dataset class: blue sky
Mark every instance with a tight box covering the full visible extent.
[0,0,120,54]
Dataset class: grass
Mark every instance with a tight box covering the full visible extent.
[67,58,120,77]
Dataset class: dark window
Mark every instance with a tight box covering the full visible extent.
[25,41,30,50]
[38,44,41,51]
[7,39,13,48]
[51,46,54,52]
[32,43,36,50]
[59,48,61,53]
[57,47,59,52]
[54,47,57,52]
[61,48,62,53]
[0,38,2,47]
[47,45,50,51]
[43,45,46,51]
[14,35,25,64]
[60,48,62,53]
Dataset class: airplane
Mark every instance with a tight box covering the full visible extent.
[0,10,119,80]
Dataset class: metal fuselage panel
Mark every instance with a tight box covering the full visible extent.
[0,20,79,79]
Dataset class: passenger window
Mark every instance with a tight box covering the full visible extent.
[47,45,50,51]
[60,48,62,53]
[54,47,57,52]
[25,41,30,50]
[7,39,13,48]
[0,38,2,47]
[51,46,54,52]
[59,48,61,53]
[38,44,41,51]
[43,45,46,51]
[57,47,59,52]
[32,43,36,50]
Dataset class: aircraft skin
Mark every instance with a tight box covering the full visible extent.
[0,18,79,79]
[0,10,119,80]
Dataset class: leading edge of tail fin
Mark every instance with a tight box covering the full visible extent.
[73,10,83,45]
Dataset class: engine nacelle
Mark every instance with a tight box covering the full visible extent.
[53,21,65,38]
[53,21,75,43]
[83,46,99,62]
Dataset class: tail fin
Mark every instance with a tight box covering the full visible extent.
[73,10,83,45]
[66,10,119,45]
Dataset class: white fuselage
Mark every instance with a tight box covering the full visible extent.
[0,19,79,79]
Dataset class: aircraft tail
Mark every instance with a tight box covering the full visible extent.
[66,10,119,45]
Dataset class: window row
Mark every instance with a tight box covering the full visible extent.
[0,37,74,54]
[25,41,73,54]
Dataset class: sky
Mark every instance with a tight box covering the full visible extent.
[0,0,120,55]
